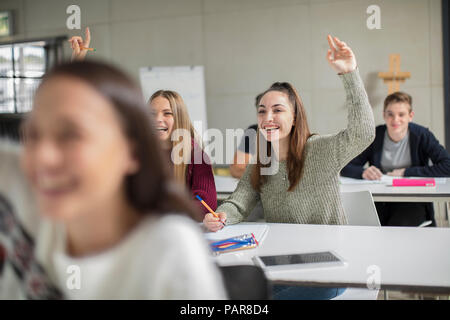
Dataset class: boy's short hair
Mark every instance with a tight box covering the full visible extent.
[383,91,412,112]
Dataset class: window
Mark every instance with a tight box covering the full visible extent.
[0,36,66,141]
[0,41,46,113]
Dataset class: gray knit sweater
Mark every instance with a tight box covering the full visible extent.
[218,69,375,225]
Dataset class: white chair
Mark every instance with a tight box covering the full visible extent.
[340,190,381,227]
[332,191,381,300]
[341,189,432,227]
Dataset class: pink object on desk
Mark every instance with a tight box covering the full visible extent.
[392,178,436,187]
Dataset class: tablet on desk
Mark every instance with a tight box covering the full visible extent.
[252,251,347,271]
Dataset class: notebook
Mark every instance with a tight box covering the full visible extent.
[392,178,436,187]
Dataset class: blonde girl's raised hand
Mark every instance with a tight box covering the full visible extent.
[68,27,91,61]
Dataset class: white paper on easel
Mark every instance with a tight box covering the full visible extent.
[204,223,269,245]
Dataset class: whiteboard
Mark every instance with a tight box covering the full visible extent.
[139,66,208,134]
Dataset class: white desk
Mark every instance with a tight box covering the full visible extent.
[340,177,450,203]
[215,175,239,201]
[212,223,450,293]
[215,175,450,203]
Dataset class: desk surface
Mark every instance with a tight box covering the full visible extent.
[340,177,450,202]
[212,223,450,293]
[215,175,450,202]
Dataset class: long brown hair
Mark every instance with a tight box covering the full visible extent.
[31,60,202,221]
[149,90,202,185]
[251,82,313,192]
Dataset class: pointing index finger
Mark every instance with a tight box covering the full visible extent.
[334,36,345,47]
[84,27,91,46]
[327,34,337,53]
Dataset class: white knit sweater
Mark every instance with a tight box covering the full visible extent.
[0,141,227,299]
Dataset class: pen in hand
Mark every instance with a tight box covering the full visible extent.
[195,195,226,227]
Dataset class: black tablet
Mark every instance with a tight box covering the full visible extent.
[253,251,347,271]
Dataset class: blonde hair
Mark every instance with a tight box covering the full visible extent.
[149,90,202,185]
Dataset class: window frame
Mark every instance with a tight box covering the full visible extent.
[0,35,67,115]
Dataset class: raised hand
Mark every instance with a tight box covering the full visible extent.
[68,27,91,61]
[326,35,357,74]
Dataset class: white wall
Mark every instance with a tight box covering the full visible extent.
[0,0,445,143]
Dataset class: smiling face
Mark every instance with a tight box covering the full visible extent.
[21,76,138,222]
[149,96,174,143]
[383,102,414,141]
[257,91,295,143]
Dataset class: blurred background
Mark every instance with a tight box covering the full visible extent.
[0,0,447,150]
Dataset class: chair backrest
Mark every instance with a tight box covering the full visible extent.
[340,191,381,227]
[219,265,271,299]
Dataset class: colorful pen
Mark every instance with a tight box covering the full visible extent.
[195,195,226,226]
[80,46,96,51]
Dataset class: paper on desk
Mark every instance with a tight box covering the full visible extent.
[408,177,447,184]
[204,223,269,245]
[339,175,394,185]
[340,176,447,185]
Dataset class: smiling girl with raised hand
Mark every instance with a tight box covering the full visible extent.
[1,60,227,299]
[204,35,375,232]
[204,34,375,300]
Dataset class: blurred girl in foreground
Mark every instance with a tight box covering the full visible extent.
[1,60,226,299]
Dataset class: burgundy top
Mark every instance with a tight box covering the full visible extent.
[185,140,217,215]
